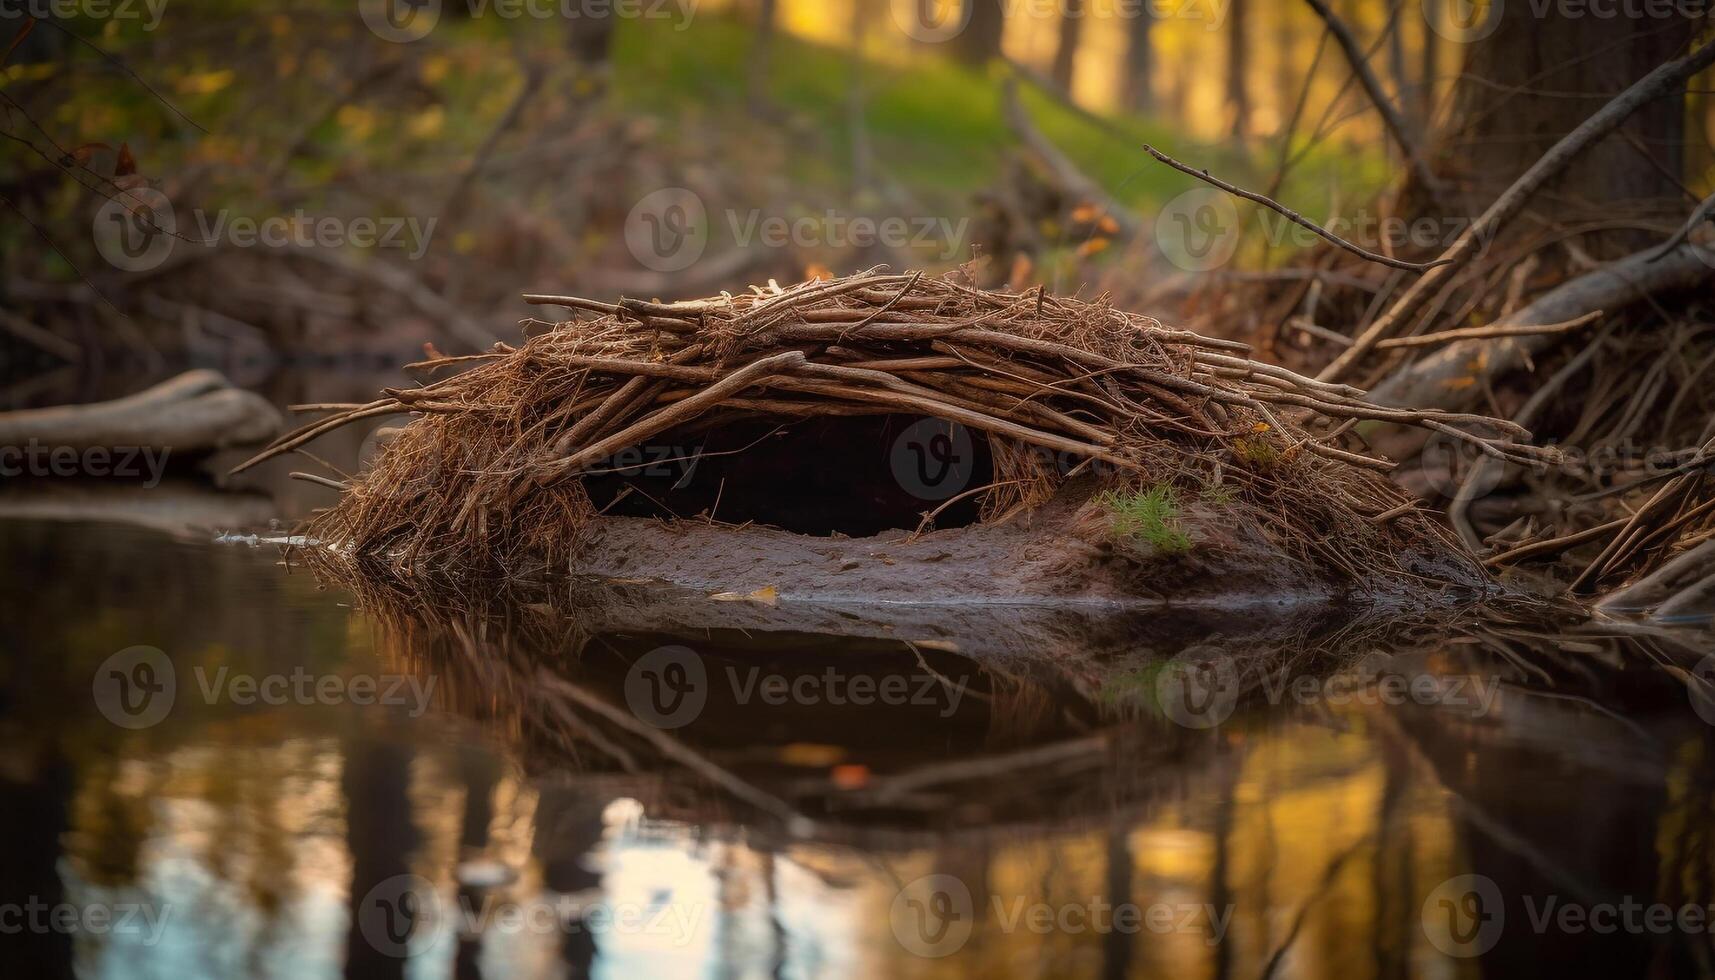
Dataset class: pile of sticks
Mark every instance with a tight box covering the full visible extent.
[235,269,1551,576]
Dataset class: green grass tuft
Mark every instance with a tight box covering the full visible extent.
[1098,484,1192,554]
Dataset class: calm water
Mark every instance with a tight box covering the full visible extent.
[4,514,1715,979]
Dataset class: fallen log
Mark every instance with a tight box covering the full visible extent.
[0,369,282,454]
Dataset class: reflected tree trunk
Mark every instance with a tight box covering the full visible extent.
[342,738,420,980]
[0,754,74,979]
[1101,818,1133,980]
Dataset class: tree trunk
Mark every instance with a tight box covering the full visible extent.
[952,0,1005,66]
[1052,0,1084,94]
[1385,3,1410,134]
[1418,11,1438,129]
[746,0,779,116]
[1226,0,1250,142]
[1123,2,1155,112]
[1422,6,1695,250]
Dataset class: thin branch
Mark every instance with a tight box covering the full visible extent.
[1141,144,1452,272]
[1301,0,1445,208]
[1648,188,1715,261]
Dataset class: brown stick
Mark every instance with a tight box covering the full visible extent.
[538,350,808,483]
[1374,311,1602,350]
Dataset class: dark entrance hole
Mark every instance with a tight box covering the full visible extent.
[580,414,995,537]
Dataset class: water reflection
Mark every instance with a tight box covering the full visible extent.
[3,520,1714,978]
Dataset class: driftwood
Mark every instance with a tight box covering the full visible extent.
[1367,243,1715,413]
[0,369,282,453]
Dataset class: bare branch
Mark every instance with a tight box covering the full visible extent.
[1141,144,1453,272]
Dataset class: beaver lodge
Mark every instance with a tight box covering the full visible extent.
[236,269,1556,600]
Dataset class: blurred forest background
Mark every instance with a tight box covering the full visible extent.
[11,0,1707,394]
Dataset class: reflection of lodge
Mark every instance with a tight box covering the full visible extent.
[7,532,1715,977]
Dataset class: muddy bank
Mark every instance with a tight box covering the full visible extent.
[572,479,1491,618]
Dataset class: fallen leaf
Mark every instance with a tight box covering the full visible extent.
[780,743,845,767]
[831,764,870,790]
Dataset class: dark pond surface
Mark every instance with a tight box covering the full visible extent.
[3,511,1715,979]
